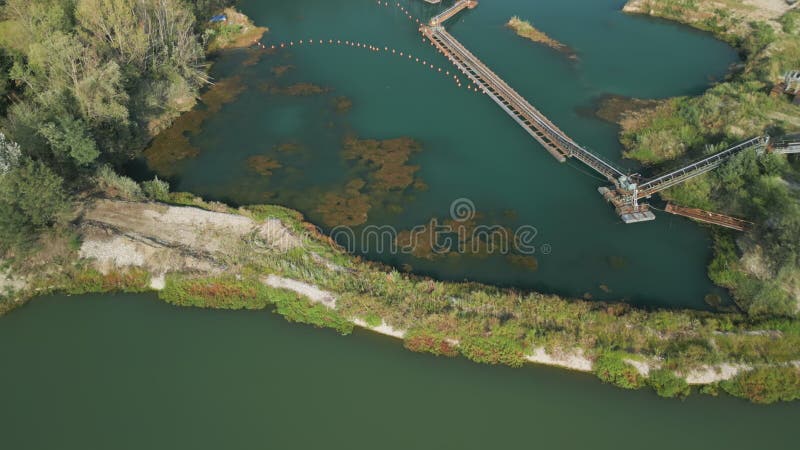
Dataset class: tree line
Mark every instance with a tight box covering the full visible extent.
[0,0,232,251]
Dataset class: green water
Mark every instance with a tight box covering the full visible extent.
[1,293,798,449]
[141,0,742,308]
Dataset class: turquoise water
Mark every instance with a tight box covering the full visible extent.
[141,0,740,308]
[0,293,797,449]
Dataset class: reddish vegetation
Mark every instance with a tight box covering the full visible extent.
[186,282,255,300]
[404,334,459,357]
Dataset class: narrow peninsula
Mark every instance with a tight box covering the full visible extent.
[506,16,577,59]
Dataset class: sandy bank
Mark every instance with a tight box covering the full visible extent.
[526,347,593,372]
[264,274,337,309]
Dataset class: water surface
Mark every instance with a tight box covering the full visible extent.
[0,294,797,449]
[141,0,740,308]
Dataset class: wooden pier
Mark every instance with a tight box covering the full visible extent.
[415,1,780,226]
[429,0,478,26]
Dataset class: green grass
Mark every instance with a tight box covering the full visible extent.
[648,369,691,398]
[721,367,800,404]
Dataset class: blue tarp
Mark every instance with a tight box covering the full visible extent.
[209,14,227,23]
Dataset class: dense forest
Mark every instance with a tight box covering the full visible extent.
[0,0,233,250]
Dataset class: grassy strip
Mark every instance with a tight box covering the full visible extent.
[5,197,800,402]
[160,275,274,310]
[403,331,459,357]
[159,274,352,334]
[721,366,800,404]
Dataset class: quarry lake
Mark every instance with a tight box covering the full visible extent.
[137,0,742,309]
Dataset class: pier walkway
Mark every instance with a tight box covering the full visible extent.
[415,1,784,226]
[430,0,477,26]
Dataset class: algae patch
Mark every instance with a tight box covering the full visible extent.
[312,136,425,227]
[247,156,283,176]
[265,82,330,96]
[333,96,353,113]
[342,136,422,191]
[144,76,246,176]
[271,65,295,77]
[315,179,372,227]
[593,94,664,124]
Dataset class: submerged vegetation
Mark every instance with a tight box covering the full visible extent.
[264,82,330,96]
[144,76,246,175]
[312,136,425,227]
[247,155,283,176]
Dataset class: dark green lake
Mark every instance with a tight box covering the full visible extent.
[142,0,740,309]
[1,293,798,449]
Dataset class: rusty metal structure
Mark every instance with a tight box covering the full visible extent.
[664,204,753,231]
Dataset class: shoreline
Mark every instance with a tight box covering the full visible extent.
[2,3,799,404]
[3,196,796,403]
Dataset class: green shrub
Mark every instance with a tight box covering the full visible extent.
[141,176,170,201]
[272,291,353,335]
[364,313,382,327]
[459,336,526,368]
[62,268,150,295]
[160,276,273,310]
[0,156,69,250]
[699,383,720,397]
[720,367,800,404]
[95,166,143,201]
[648,369,691,398]
[593,352,646,389]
